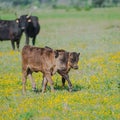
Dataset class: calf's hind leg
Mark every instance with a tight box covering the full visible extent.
[22,71,27,94]
[27,69,36,92]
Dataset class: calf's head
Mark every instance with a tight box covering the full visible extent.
[68,52,80,69]
[55,50,69,71]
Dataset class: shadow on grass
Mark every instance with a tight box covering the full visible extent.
[54,84,85,92]
[118,82,120,92]
[72,84,86,92]
[31,84,86,93]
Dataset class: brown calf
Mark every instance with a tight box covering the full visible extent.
[44,46,80,92]
[58,52,80,92]
[21,45,69,94]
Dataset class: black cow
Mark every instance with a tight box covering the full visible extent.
[19,15,40,45]
[0,19,22,50]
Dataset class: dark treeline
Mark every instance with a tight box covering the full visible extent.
[0,0,120,9]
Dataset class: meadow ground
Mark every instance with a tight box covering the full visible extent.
[0,7,120,120]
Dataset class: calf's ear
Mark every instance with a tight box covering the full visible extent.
[45,46,52,50]
[54,51,59,58]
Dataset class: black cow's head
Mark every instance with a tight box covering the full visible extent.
[18,15,32,31]
[69,52,80,69]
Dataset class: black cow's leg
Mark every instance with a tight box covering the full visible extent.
[63,74,72,92]
[16,40,20,51]
[62,77,66,87]
[11,40,15,50]
[32,36,36,46]
[25,34,29,45]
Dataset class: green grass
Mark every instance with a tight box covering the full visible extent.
[0,7,120,120]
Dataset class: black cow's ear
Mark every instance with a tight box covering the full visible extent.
[26,15,30,18]
[54,50,59,58]
[16,19,19,23]
[78,53,80,56]
[28,19,31,22]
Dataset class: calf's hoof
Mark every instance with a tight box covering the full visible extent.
[32,87,37,92]
[69,88,72,92]
[22,91,26,95]
[51,89,55,93]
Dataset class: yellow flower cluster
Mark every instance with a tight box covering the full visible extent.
[0,51,120,120]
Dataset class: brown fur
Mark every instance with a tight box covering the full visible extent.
[21,45,69,94]
[44,46,80,92]
[58,52,80,91]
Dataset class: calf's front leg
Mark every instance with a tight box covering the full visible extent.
[42,77,48,93]
[43,72,55,93]
[63,74,72,92]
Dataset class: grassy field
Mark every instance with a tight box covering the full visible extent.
[0,7,120,120]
